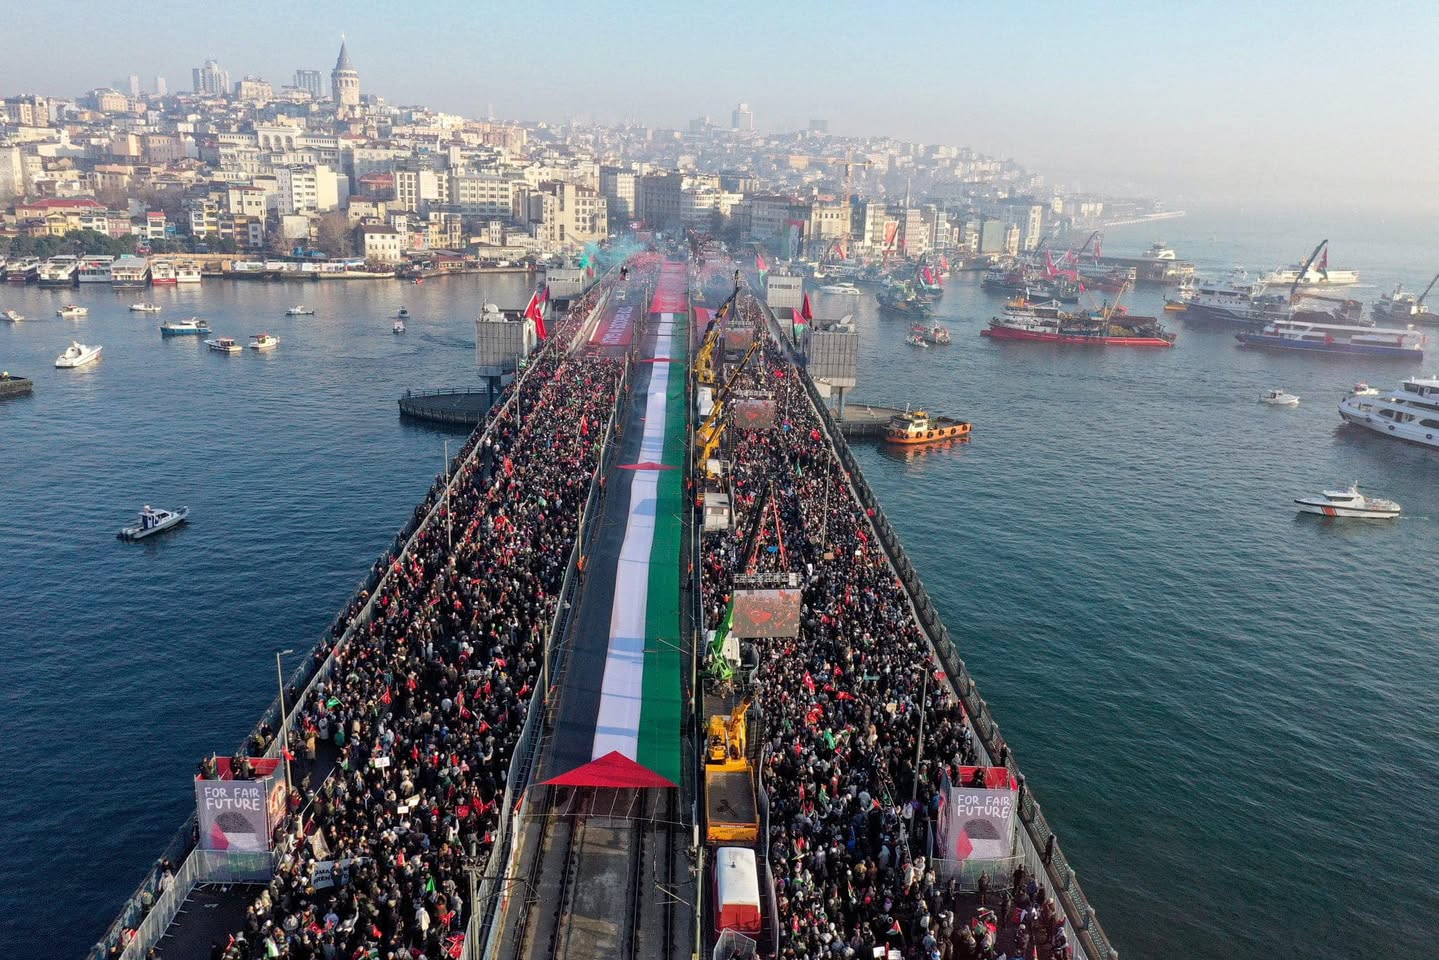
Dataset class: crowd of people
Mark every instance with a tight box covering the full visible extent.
[162,272,638,960]
[699,290,1075,960]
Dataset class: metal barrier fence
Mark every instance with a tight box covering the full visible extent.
[754,292,1118,960]
[91,281,617,960]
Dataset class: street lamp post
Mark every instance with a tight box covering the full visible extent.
[275,648,295,794]
[444,439,452,551]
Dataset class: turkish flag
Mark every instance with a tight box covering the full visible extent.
[800,293,813,322]
[524,292,547,340]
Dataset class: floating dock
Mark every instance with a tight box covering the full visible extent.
[397,387,492,425]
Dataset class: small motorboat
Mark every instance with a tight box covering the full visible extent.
[1295,485,1400,519]
[130,303,162,313]
[286,305,315,316]
[205,337,243,353]
[2,309,23,322]
[905,334,929,348]
[249,333,279,351]
[118,504,189,541]
[55,341,103,368]
[393,318,406,334]
[1350,381,1379,396]
[397,307,410,320]
[160,317,211,336]
[1260,389,1300,406]
[57,304,88,318]
[913,323,952,345]
[819,282,862,296]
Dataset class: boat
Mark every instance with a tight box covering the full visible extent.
[1235,320,1424,359]
[149,259,177,284]
[818,282,862,296]
[57,304,88,318]
[111,256,151,286]
[205,337,243,353]
[130,303,162,313]
[160,317,211,336]
[174,260,202,284]
[38,255,80,286]
[1294,485,1400,519]
[0,371,34,398]
[77,255,116,284]
[1349,382,1379,396]
[883,408,972,445]
[249,333,279,351]
[55,341,102,368]
[286,305,315,316]
[911,323,951,345]
[985,285,1176,347]
[2,309,23,322]
[117,504,190,541]
[393,318,406,334]
[1164,278,1195,312]
[1260,389,1300,406]
[876,283,933,317]
[1142,242,1176,261]
[7,257,41,283]
[1372,272,1439,327]
[1263,256,1360,288]
[904,334,929,348]
[1338,375,1439,450]
[397,307,411,320]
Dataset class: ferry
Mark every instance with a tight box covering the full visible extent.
[77,255,116,283]
[1372,273,1437,327]
[174,261,202,284]
[160,318,210,336]
[118,504,189,541]
[150,259,177,284]
[38,255,80,286]
[883,409,972,445]
[1235,320,1423,359]
[111,256,151,286]
[1338,375,1439,450]
[1183,274,1288,326]
[205,337,243,353]
[7,257,41,283]
[55,341,103,368]
[1141,242,1176,260]
[818,282,862,296]
[1294,485,1400,519]
[1263,250,1360,287]
[248,333,279,351]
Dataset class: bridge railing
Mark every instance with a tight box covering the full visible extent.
[753,290,1118,960]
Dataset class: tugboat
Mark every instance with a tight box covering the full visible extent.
[1294,485,1400,519]
[882,408,972,445]
[118,504,190,540]
[160,317,211,336]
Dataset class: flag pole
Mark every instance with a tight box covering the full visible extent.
[275,648,295,795]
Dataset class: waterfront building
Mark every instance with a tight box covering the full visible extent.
[358,223,402,262]
[331,40,360,116]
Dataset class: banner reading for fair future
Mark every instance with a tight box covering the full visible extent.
[937,767,1018,862]
[195,773,286,852]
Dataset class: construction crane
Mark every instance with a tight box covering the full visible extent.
[707,695,752,766]
[695,287,739,388]
[695,336,762,473]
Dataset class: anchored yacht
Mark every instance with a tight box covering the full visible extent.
[1338,375,1439,450]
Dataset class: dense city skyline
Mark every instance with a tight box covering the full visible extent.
[3,0,1434,215]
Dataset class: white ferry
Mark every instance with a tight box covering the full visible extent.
[111,255,151,286]
[6,256,41,283]
[1263,260,1360,288]
[1182,274,1288,326]
[150,259,177,284]
[78,255,116,283]
[1235,320,1423,360]
[175,260,202,284]
[1338,375,1439,450]
[38,255,80,286]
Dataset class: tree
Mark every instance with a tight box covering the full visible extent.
[313,211,354,258]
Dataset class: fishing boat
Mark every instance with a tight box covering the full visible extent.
[1294,485,1400,519]
[160,317,211,336]
[117,504,189,541]
[130,302,162,313]
[1235,321,1424,359]
[911,323,951,345]
[205,337,243,353]
[2,309,23,322]
[984,284,1176,347]
[286,305,315,316]
[249,333,279,351]
[876,283,933,318]
[1260,389,1300,406]
[397,307,411,320]
[55,341,102,368]
[57,304,88,318]
[1338,375,1439,450]
[883,408,972,445]
[1372,272,1438,327]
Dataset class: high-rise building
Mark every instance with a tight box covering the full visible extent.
[127,75,140,97]
[731,102,754,132]
[192,59,230,97]
[331,39,360,115]
[154,76,167,96]
[294,69,322,99]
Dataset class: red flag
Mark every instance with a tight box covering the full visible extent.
[800,293,813,322]
[756,252,768,273]
[381,687,392,705]
[282,747,295,761]
[524,292,547,340]
[579,414,589,437]
[922,266,936,285]
[541,284,551,304]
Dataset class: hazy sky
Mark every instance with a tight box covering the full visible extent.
[5,0,1437,215]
